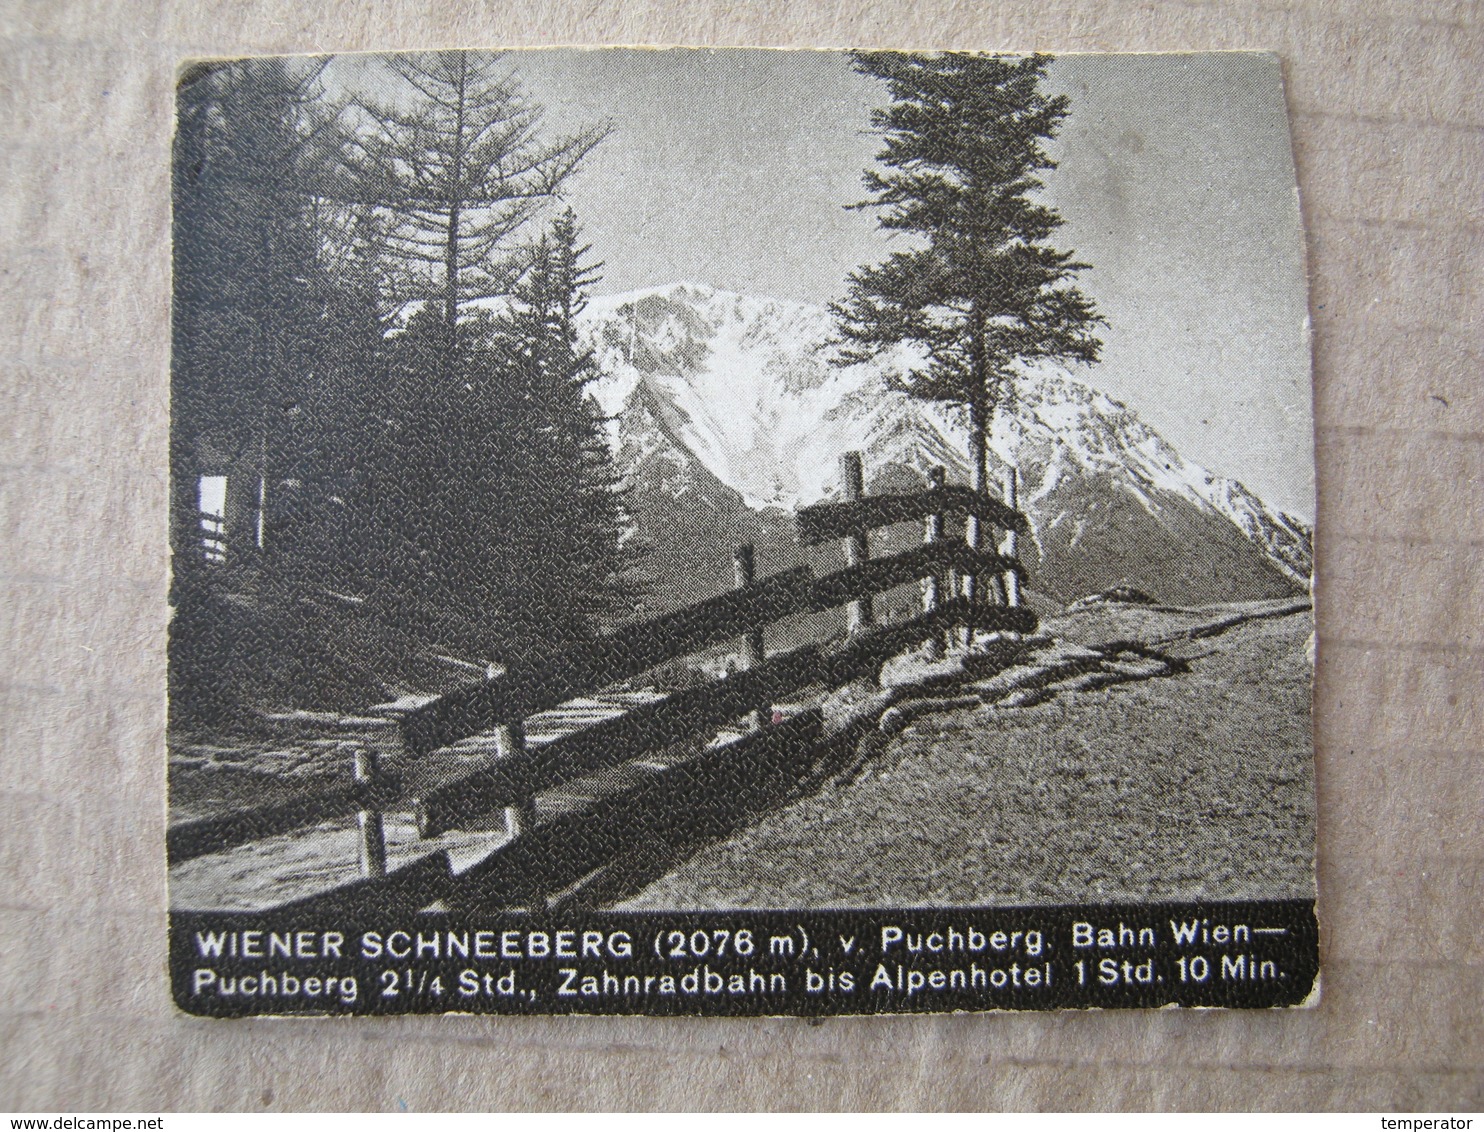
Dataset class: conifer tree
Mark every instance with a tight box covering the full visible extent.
[172,57,395,716]
[833,52,1103,552]
[172,57,329,578]
[174,52,623,695]
[362,211,631,666]
[306,52,616,668]
[500,210,633,646]
[359,304,520,660]
[173,58,390,591]
[335,52,608,353]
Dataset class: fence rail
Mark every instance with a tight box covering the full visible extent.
[804,541,1019,613]
[796,482,1028,544]
[170,451,1037,913]
[168,783,364,864]
[399,566,817,757]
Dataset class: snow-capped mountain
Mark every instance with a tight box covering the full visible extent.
[579,283,1312,611]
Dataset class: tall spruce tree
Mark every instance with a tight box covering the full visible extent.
[172,57,397,717]
[321,54,619,667]
[833,52,1103,559]
[363,210,630,666]
[172,57,328,577]
[172,57,395,591]
[501,210,633,645]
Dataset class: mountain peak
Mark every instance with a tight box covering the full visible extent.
[578,285,1311,602]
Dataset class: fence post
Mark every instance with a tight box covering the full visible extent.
[963,471,981,610]
[922,467,945,659]
[1002,465,1021,609]
[733,544,766,729]
[841,451,873,634]
[353,745,388,879]
[922,467,945,614]
[498,723,536,838]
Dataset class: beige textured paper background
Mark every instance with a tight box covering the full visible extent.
[2,0,1480,1112]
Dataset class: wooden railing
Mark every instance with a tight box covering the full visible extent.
[168,452,1037,914]
[196,509,228,565]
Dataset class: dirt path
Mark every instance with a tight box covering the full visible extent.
[617,602,1316,910]
[168,688,672,911]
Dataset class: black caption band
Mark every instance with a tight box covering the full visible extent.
[171,899,1318,1017]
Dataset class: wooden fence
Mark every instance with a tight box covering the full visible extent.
[168,452,1037,913]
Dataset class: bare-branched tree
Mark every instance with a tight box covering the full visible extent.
[334,51,609,346]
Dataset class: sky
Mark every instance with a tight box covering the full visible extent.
[327,49,1314,520]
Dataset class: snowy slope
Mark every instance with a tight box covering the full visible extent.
[579,283,1312,607]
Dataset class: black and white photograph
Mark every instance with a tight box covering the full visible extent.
[167,47,1318,1015]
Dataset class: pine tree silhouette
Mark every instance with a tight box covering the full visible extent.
[833,52,1104,508]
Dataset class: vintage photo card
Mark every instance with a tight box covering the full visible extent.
[168,47,1317,1015]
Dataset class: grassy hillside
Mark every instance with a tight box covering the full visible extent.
[619,604,1316,909]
